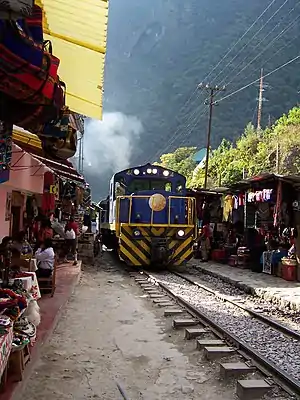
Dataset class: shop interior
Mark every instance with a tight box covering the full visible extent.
[193,174,300,282]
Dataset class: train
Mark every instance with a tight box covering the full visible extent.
[100,163,198,267]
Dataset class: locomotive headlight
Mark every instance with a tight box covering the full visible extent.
[146,168,152,174]
[163,170,169,177]
[177,229,185,237]
[133,229,141,237]
[152,168,158,174]
[133,169,140,175]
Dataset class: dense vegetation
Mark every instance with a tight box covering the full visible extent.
[156,106,300,188]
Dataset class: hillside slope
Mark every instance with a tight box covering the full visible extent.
[85,0,300,199]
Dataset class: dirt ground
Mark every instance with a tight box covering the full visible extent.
[16,255,236,400]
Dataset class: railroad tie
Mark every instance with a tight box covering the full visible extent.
[236,379,271,400]
[185,328,211,340]
[220,362,256,379]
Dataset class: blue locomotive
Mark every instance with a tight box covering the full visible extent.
[100,163,197,266]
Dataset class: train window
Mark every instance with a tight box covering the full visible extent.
[115,180,126,197]
[176,181,183,193]
[165,182,172,192]
[151,180,172,191]
[128,179,173,192]
[128,179,149,193]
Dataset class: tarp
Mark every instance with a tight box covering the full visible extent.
[35,0,109,120]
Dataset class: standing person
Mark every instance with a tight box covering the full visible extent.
[200,223,213,262]
[35,238,55,278]
[65,217,79,265]
[38,219,53,244]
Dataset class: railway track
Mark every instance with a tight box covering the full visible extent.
[130,269,300,399]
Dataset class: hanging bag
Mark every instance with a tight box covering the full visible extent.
[0,78,66,133]
[0,0,33,20]
[0,18,44,68]
[40,108,78,160]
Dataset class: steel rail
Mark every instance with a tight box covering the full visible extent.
[172,271,300,341]
[140,271,300,397]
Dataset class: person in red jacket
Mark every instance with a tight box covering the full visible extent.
[64,217,79,265]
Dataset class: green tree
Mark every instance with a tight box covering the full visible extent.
[155,147,197,181]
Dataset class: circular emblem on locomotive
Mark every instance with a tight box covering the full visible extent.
[148,193,166,212]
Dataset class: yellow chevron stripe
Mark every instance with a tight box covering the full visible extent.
[176,247,193,265]
[139,227,151,237]
[138,239,150,254]
[121,225,131,234]
[119,245,141,265]
[151,227,165,236]
[167,228,177,237]
[121,234,148,263]
[173,236,193,259]
[171,249,193,265]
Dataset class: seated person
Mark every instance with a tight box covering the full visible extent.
[0,236,12,253]
[35,238,55,278]
[10,248,30,272]
[12,231,33,256]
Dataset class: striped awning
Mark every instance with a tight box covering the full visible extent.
[13,128,85,184]
[35,0,109,120]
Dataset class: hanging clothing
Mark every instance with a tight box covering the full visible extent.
[223,195,233,222]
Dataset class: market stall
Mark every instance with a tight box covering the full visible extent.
[208,174,300,282]
[0,247,41,386]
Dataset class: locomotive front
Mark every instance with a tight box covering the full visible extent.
[108,163,197,267]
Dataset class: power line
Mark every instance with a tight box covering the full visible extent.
[212,0,292,85]
[149,0,298,163]
[220,10,300,88]
[150,1,284,162]
[217,54,300,103]
[203,0,278,83]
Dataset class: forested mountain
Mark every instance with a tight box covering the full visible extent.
[84,0,300,199]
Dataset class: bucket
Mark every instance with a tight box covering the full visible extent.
[282,264,297,281]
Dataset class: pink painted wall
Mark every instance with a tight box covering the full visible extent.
[6,144,48,194]
[0,144,50,240]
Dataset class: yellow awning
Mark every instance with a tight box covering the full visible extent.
[36,0,109,120]
[13,127,42,149]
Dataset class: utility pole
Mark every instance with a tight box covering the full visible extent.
[198,83,225,189]
[257,68,267,130]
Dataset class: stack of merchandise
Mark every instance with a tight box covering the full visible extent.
[0,1,77,161]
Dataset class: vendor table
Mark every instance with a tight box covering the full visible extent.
[14,273,41,301]
[0,326,13,379]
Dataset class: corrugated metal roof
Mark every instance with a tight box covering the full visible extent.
[36,0,109,120]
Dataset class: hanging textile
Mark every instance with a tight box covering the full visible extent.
[223,195,233,222]
[273,181,282,227]
[0,121,12,184]
[0,0,33,20]
[41,171,55,216]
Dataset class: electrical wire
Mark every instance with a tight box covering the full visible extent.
[229,30,300,96]
[149,1,283,162]
[217,54,300,103]
[202,0,278,83]
[220,11,300,88]
[148,0,297,162]
[211,0,292,84]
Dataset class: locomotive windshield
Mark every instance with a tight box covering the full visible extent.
[128,179,172,193]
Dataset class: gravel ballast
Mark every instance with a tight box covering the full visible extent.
[151,272,300,383]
